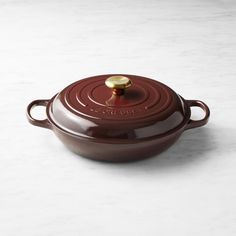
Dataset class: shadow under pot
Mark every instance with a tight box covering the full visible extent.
[26,74,210,162]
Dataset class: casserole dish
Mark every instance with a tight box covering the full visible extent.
[26,74,210,162]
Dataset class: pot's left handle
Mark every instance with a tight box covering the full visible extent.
[26,99,52,129]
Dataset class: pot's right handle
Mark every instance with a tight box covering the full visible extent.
[26,99,52,129]
[185,100,210,130]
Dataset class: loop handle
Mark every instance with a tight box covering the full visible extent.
[185,100,210,130]
[26,99,52,129]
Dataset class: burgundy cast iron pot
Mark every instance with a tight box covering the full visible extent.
[26,74,210,162]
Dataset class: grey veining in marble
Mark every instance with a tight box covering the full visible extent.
[0,0,236,235]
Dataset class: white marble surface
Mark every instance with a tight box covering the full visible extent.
[0,0,236,235]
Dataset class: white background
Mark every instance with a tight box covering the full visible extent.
[0,0,236,235]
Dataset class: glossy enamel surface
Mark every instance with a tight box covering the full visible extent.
[26,74,210,162]
[48,74,188,140]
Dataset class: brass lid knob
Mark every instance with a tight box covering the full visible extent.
[105,76,132,95]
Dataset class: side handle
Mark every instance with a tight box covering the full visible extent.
[26,99,52,129]
[185,100,210,130]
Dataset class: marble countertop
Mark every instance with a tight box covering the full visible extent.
[0,0,236,235]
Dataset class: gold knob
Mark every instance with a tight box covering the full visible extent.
[105,76,132,95]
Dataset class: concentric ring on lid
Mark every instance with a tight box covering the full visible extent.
[62,74,173,121]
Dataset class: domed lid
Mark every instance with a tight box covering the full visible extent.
[47,74,189,140]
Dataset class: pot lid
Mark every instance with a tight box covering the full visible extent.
[48,74,189,140]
